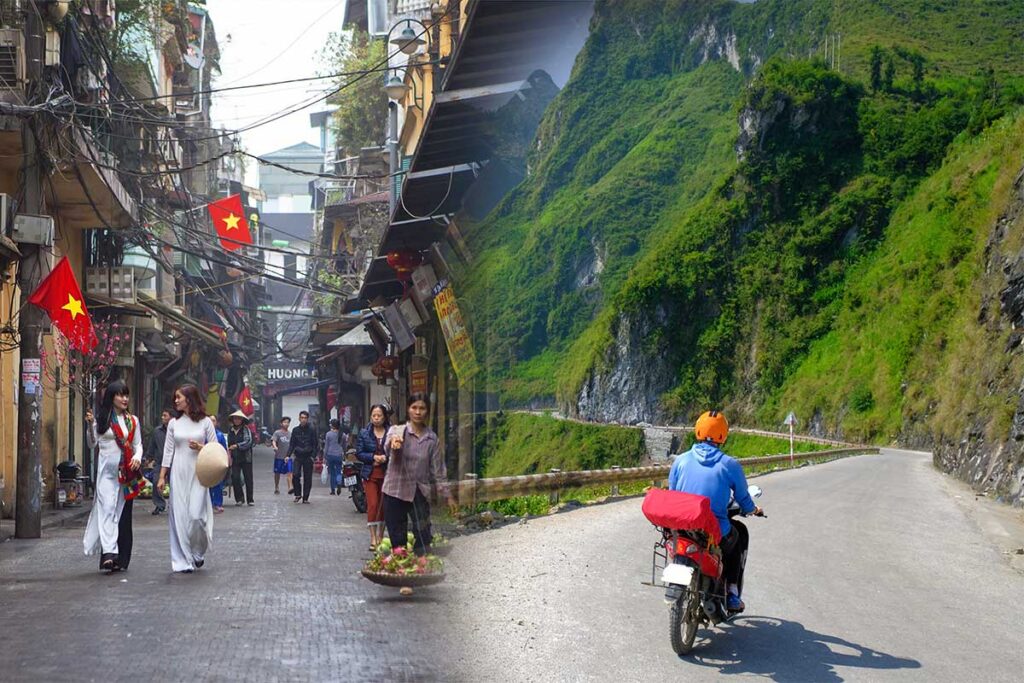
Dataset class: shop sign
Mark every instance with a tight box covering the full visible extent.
[411,263,439,303]
[266,366,311,382]
[432,284,479,382]
[411,369,428,395]
[384,302,416,352]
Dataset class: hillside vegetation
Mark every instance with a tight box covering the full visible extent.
[460,0,1024,501]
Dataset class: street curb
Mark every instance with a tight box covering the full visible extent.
[0,503,92,542]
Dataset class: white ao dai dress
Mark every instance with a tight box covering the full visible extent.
[163,414,216,571]
[83,414,142,557]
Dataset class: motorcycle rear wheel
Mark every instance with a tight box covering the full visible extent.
[669,589,700,655]
[352,487,368,513]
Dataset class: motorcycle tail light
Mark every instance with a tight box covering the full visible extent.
[675,538,701,555]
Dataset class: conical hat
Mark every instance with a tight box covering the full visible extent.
[228,410,250,423]
[196,441,229,488]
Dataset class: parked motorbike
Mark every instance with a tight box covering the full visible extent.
[342,456,367,513]
[644,485,765,655]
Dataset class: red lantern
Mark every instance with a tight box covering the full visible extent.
[379,355,399,373]
[385,250,423,284]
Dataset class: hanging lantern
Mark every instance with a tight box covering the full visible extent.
[386,250,423,282]
[379,355,400,373]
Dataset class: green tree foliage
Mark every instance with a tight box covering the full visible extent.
[463,0,1024,430]
[869,46,883,92]
[322,30,387,154]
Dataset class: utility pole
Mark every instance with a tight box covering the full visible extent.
[14,3,46,538]
[388,100,399,216]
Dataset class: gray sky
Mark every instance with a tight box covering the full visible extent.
[205,0,347,171]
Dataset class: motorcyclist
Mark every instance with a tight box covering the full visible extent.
[667,410,762,612]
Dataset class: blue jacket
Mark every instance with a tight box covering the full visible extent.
[667,442,755,537]
[355,424,389,480]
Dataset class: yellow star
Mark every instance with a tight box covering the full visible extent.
[61,293,85,320]
[222,213,241,230]
[242,397,250,406]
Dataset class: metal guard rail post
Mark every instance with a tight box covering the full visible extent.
[439,447,880,506]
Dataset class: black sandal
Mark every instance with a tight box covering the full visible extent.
[100,554,115,571]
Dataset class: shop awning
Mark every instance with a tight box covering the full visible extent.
[272,378,333,397]
[137,293,224,347]
[327,325,373,348]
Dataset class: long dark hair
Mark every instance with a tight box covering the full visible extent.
[367,404,391,431]
[175,384,207,422]
[96,380,130,435]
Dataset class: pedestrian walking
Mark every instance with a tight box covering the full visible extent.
[209,415,228,513]
[324,418,346,495]
[272,417,291,495]
[383,393,455,556]
[157,384,216,573]
[227,410,255,506]
[356,404,390,550]
[83,380,144,572]
[287,410,317,503]
[145,408,172,515]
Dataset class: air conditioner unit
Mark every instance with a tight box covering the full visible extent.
[85,267,110,299]
[12,214,53,246]
[109,266,136,302]
[0,28,24,101]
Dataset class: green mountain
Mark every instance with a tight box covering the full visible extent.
[461,0,1024,502]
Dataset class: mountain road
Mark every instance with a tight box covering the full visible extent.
[438,450,1023,681]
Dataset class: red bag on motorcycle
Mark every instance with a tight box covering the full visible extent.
[641,488,722,544]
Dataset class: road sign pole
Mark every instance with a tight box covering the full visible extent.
[789,423,794,464]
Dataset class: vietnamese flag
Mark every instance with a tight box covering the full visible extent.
[28,256,97,352]
[237,385,255,416]
[207,194,252,252]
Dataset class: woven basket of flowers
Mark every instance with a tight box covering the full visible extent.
[361,541,445,587]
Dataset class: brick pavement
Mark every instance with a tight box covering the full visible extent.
[0,447,452,682]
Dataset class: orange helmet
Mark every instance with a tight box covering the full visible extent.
[695,410,729,445]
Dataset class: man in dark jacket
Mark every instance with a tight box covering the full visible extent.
[145,409,172,515]
[286,410,317,503]
[227,410,255,506]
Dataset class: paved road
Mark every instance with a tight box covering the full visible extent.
[0,446,449,682]
[438,449,1024,681]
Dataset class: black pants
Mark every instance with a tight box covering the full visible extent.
[232,458,254,503]
[151,473,166,512]
[720,520,749,589]
[292,455,313,501]
[384,491,432,556]
[117,498,134,569]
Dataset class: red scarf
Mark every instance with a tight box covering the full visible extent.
[110,413,146,501]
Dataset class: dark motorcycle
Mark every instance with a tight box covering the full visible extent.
[643,485,765,655]
[342,457,367,513]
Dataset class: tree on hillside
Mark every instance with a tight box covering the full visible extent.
[869,46,883,92]
[883,54,896,91]
[322,30,387,155]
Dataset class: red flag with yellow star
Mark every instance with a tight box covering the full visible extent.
[237,385,255,416]
[27,256,98,352]
[207,194,252,252]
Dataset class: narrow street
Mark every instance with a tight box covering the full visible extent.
[437,451,1024,682]
[0,447,449,682]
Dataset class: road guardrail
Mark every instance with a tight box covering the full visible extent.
[445,446,880,506]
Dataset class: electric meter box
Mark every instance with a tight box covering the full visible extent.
[12,214,54,246]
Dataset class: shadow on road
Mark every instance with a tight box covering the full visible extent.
[685,616,921,682]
